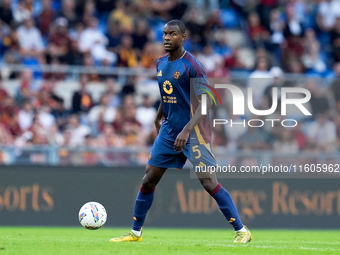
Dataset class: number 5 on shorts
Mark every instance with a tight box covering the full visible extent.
[192,145,201,159]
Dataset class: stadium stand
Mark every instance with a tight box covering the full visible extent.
[0,0,340,166]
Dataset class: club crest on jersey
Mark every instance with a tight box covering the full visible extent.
[163,80,173,94]
[173,71,181,79]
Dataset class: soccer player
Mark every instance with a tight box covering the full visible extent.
[110,20,252,243]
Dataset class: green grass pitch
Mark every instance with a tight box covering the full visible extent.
[1,227,340,255]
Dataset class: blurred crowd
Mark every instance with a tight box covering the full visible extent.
[0,0,340,162]
[1,0,340,76]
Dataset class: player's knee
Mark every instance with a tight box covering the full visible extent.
[141,175,157,191]
[199,178,218,193]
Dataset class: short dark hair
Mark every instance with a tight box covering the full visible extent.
[165,19,186,34]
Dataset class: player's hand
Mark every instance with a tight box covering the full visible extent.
[174,128,190,152]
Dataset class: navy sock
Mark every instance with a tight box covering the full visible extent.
[132,187,154,231]
[210,183,243,231]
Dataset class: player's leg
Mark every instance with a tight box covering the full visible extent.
[196,170,252,243]
[132,164,166,234]
[110,164,166,242]
[188,141,252,243]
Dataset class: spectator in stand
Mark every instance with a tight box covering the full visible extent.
[304,79,331,118]
[256,0,277,30]
[196,44,223,77]
[262,66,286,111]
[107,20,123,54]
[81,0,97,27]
[36,104,55,130]
[132,19,150,56]
[247,57,273,109]
[284,4,305,38]
[15,69,41,107]
[82,53,100,81]
[286,58,305,74]
[113,95,144,145]
[49,17,72,59]
[224,48,247,70]
[29,114,49,145]
[117,34,137,67]
[37,0,54,38]
[120,75,136,98]
[109,1,134,34]
[273,128,299,154]
[330,62,340,112]
[209,58,229,79]
[120,106,144,146]
[136,94,156,135]
[18,99,34,131]
[140,42,158,68]
[51,98,70,132]
[1,23,20,57]
[248,12,270,49]
[205,9,224,31]
[301,28,327,73]
[268,8,285,64]
[16,16,45,56]
[78,16,116,66]
[281,4,305,68]
[66,114,91,147]
[17,0,41,17]
[224,113,248,152]
[291,122,307,151]
[47,123,64,146]
[62,40,83,65]
[0,77,8,102]
[71,73,93,114]
[237,123,272,151]
[56,0,79,29]
[104,78,121,108]
[0,0,14,26]
[0,94,21,139]
[13,0,32,24]
[97,123,125,148]
[87,93,117,136]
[331,17,340,62]
[214,30,232,57]
[185,10,206,50]
[33,79,61,109]
[0,121,13,145]
[317,0,340,33]
[307,113,336,152]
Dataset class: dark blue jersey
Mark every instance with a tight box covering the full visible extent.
[156,51,212,144]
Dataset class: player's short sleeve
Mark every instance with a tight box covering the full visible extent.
[189,60,211,97]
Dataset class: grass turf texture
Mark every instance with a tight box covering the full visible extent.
[1,228,340,255]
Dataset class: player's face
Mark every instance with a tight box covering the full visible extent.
[163,25,185,52]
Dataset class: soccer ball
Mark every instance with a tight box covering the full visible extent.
[78,202,107,230]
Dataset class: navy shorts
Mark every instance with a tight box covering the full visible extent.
[147,132,217,169]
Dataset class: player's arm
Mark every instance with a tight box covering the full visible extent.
[174,95,213,152]
[154,101,164,134]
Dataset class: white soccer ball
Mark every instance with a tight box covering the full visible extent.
[78,202,107,230]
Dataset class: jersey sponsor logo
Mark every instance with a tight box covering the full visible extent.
[157,70,162,76]
[163,80,173,94]
[173,71,181,79]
